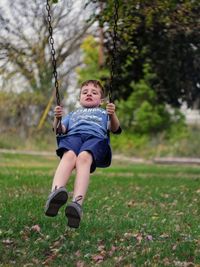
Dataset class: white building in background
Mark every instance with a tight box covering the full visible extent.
[181,103,200,125]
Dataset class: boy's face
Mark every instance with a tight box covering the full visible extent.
[80,83,103,108]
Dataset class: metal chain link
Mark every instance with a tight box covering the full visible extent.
[109,0,119,102]
[46,0,62,135]
[46,0,60,106]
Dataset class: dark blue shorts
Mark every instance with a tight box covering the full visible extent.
[56,134,112,173]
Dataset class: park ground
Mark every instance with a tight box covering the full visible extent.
[0,151,200,266]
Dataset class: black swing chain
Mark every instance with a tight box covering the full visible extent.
[46,0,118,106]
[109,0,119,103]
[46,0,60,107]
[46,0,63,135]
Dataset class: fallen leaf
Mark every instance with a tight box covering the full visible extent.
[42,253,57,265]
[160,233,170,239]
[76,260,85,267]
[114,256,124,264]
[2,239,14,246]
[97,245,105,251]
[173,261,195,267]
[92,254,104,263]
[163,257,171,266]
[133,233,143,243]
[146,235,153,241]
[124,232,133,239]
[75,250,81,257]
[108,245,117,256]
[31,224,41,233]
[127,200,135,207]
[172,244,177,251]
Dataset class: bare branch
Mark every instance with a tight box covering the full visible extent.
[0,0,94,97]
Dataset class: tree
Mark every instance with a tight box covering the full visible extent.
[117,64,171,134]
[88,0,200,108]
[0,0,92,101]
[0,91,44,137]
[0,0,94,136]
[76,35,109,88]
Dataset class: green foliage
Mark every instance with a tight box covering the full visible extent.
[110,123,200,159]
[111,132,149,157]
[117,64,173,134]
[134,101,170,134]
[89,0,200,107]
[77,35,109,88]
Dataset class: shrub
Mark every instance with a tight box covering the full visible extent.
[117,63,184,135]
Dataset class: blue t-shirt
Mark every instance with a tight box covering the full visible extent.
[62,107,109,138]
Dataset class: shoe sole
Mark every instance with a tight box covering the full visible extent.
[45,191,68,217]
[65,205,81,228]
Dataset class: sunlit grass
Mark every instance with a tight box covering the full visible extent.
[0,153,200,266]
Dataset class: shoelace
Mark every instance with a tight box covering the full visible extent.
[73,195,83,205]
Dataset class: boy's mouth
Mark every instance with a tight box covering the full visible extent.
[86,98,92,101]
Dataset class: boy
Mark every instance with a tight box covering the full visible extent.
[45,80,121,228]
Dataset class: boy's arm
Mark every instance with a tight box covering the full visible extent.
[106,103,121,133]
[52,106,67,134]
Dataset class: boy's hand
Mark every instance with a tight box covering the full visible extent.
[106,102,116,116]
[54,105,63,118]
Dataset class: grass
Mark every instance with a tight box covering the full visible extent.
[0,152,200,266]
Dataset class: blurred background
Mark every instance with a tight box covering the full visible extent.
[0,0,200,159]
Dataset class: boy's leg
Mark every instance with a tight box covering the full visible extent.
[65,151,92,228]
[73,151,93,204]
[52,150,77,190]
[45,150,77,217]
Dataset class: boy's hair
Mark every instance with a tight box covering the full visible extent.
[80,80,105,98]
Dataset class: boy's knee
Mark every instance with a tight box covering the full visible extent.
[77,151,92,165]
[63,150,77,161]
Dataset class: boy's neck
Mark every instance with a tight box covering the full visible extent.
[81,105,100,109]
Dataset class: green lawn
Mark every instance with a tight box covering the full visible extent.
[0,152,200,266]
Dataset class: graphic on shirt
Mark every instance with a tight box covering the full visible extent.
[62,108,108,138]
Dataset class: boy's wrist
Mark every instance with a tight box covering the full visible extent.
[109,112,116,118]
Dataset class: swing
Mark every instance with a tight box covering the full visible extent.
[46,0,121,138]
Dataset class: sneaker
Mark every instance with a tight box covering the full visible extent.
[45,187,68,217]
[65,201,83,228]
